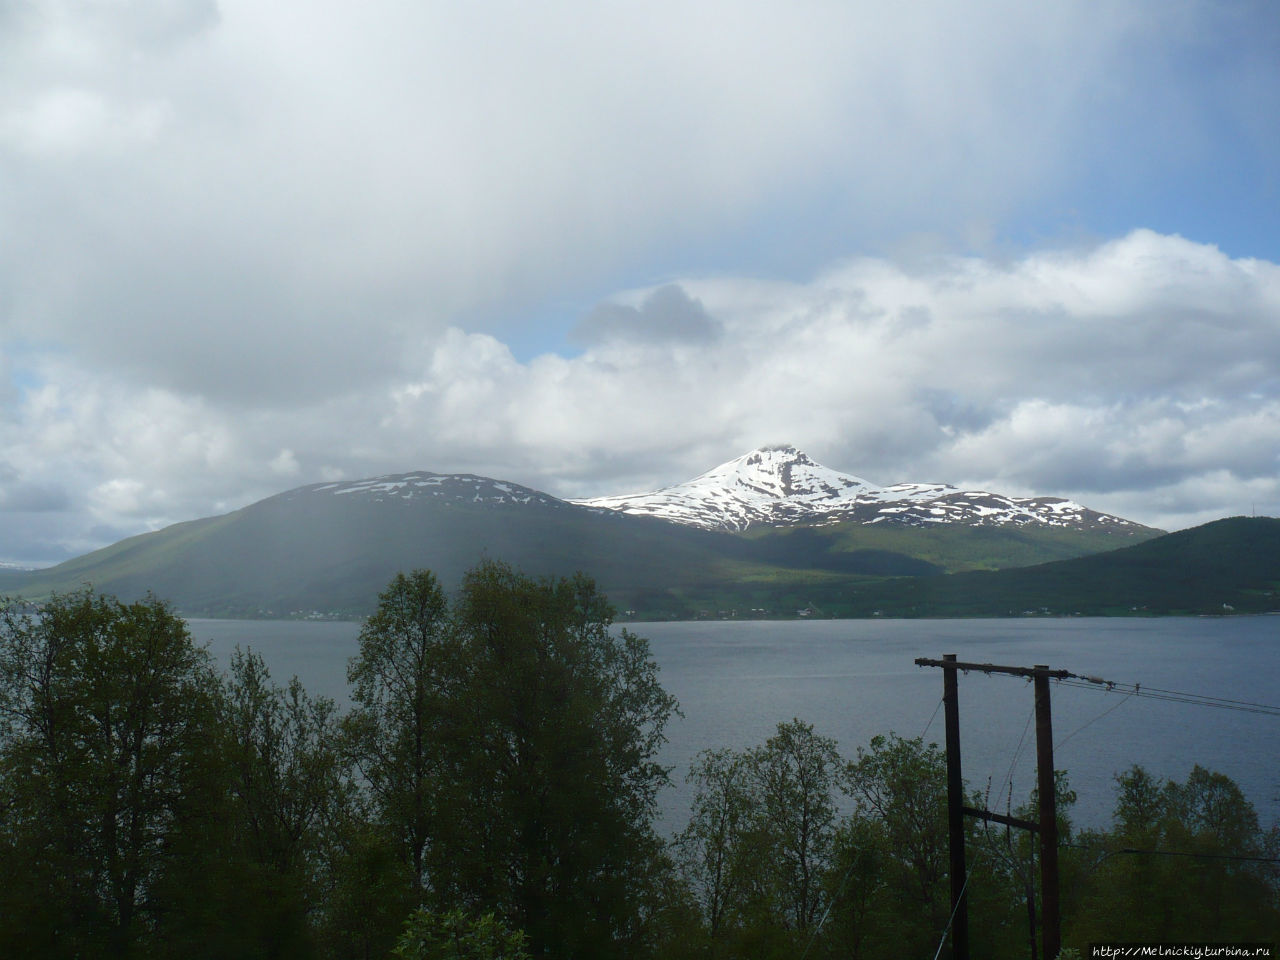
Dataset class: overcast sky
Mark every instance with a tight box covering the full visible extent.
[2,0,1278,564]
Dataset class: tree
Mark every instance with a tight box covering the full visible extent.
[225,649,350,874]
[343,569,453,894]
[0,590,223,957]
[746,719,843,934]
[344,562,679,959]
[843,734,950,922]
[676,748,754,949]
[830,733,957,960]
[439,561,679,958]
[1068,765,1280,943]
[321,823,418,960]
[676,721,844,957]
[215,648,354,956]
[838,733,1032,960]
[392,908,529,960]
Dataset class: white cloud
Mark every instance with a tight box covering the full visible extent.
[269,448,300,476]
[0,0,1222,401]
[384,232,1280,521]
[1,2,1278,561]
[3,230,1279,560]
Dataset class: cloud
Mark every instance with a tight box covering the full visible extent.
[0,481,69,513]
[1,0,1253,405]
[381,232,1280,521]
[269,449,300,476]
[2,230,1279,560]
[572,285,722,347]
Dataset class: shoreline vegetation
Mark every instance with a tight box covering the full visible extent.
[189,608,1280,624]
[2,562,1277,957]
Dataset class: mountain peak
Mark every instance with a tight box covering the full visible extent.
[573,447,877,530]
[573,447,1149,534]
[685,446,871,503]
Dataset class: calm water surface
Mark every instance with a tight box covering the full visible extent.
[189,616,1280,833]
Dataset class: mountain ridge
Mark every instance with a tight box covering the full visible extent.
[573,444,1153,535]
[2,447,1173,618]
[835,516,1280,618]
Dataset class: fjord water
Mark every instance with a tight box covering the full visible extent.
[189,616,1280,833]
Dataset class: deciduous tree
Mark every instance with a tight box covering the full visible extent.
[392,908,529,960]
[676,720,844,957]
[438,561,679,959]
[0,590,222,957]
[343,563,679,959]
[343,570,452,893]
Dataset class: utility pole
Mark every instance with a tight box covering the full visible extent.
[1034,666,1061,960]
[916,657,1068,960]
[943,653,968,960]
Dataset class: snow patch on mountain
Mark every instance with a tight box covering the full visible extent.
[276,447,1148,536]
[571,445,1146,533]
[292,472,571,509]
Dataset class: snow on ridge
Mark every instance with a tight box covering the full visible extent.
[300,471,568,509]
[284,447,1145,535]
[571,445,1145,533]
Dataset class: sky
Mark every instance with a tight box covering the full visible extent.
[1,0,1279,565]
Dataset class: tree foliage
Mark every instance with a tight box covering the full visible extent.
[3,576,1278,957]
[1068,764,1280,943]
[392,908,529,960]
[208,648,355,956]
[0,590,223,957]
[343,569,452,892]
[677,747,752,946]
[343,561,680,959]
[677,720,844,956]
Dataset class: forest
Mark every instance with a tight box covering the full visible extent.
[1,561,1277,959]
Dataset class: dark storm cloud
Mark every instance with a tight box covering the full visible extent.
[572,285,723,347]
[0,482,69,513]
[916,389,1000,435]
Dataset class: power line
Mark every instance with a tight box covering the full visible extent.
[919,694,944,740]
[931,855,980,960]
[1136,682,1280,712]
[991,699,1036,811]
[1054,688,1136,752]
[1005,701,1036,786]
[991,670,1280,718]
[1062,842,1280,865]
[1059,680,1280,717]
[1115,847,1280,864]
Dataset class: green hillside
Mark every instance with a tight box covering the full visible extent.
[732,519,1157,573]
[14,491,751,617]
[827,516,1280,618]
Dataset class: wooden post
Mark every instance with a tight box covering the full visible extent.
[1034,666,1060,960]
[915,656,1068,960]
[943,654,969,960]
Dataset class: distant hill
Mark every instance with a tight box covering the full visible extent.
[1,460,1166,618]
[824,517,1280,618]
[11,473,759,617]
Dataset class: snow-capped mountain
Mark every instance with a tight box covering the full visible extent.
[572,445,1148,533]
[290,472,573,510]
